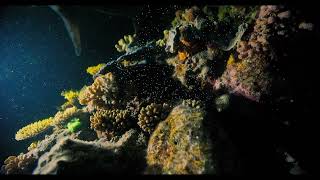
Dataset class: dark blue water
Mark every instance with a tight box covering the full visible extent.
[0,6,133,162]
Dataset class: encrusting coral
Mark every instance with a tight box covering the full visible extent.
[137,103,171,134]
[90,109,131,139]
[78,72,118,111]
[15,117,54,141]
[146,103,214,174]
[1,153,36,174]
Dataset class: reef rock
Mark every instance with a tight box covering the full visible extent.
[33,129,147,174]
[146,104,215,174]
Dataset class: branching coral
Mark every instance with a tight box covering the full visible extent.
[90,109,131,139]
[181,99,202,109]
[53,106,79,126]
[137,103,171,134]
[15,117,54,141]
[115,34,136,53]
[1,153,36,174]
[27,141,40,151]
[61,90,79,104]
[86,63,106,76]
[78,72,118,111]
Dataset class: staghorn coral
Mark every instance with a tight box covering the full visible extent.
[146,104,214,174]
[90,109,131,139]
[52,106,79,126]
[86,63,106,76]
[78,72,118,111]
[27,141,40,151]
[1,153,36,174]
[15,117,54,141]
[115,34,136,53]
[137,103,171,134]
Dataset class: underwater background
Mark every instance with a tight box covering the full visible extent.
[0,4,319,175]
[0,5,138,162]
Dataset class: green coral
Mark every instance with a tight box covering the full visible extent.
[67,118,82,133]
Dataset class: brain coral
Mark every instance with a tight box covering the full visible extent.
[15,117,54,141]
[78,72,118,111]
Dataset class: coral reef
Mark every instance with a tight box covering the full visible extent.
[209,5,294,102]
[33,129,147,174]
[137,103,171,134]
[90,109,131,139]
[2,5,314,175]
[15,117,54,141]
[78,72,118,111]
[1,153,36,174]
[146,104,214,174]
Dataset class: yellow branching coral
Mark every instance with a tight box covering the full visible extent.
[78,72,118,111]
[138,103,171,134]
[61,90,79,103]
[27,141,40,151]
[115,34,136,53]
[1,153,36,174]
[53,106,79,126]
[90,109,131,139]
[86,63,106,76]
[15,117,54,141]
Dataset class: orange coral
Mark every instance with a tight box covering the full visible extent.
[178,51,189,62]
